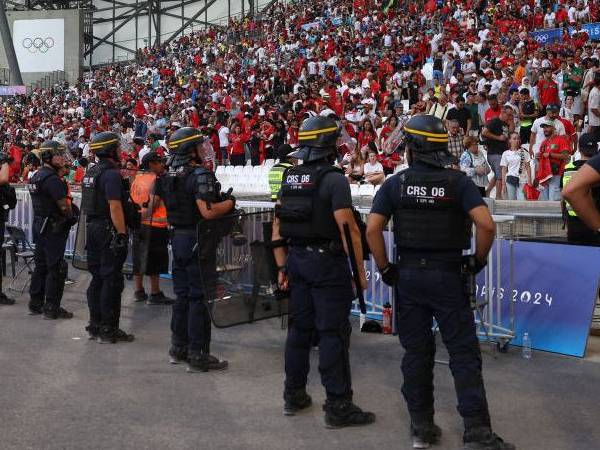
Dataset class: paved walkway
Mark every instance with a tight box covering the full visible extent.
[0,269,598,450]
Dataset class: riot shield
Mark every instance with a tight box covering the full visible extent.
[198,209,288,328]
[71,207,135,276]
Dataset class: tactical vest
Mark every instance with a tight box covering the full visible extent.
[161,167,201,228]
[80,160,114,219]
[562,162,578,217]
[28,167,62,218]
[131,172,168,228]
[393,168,471,250]
[277,163,341,243]
[269,162,293,201]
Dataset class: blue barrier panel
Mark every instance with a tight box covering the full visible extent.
[477,240,598,357]
[530,22,600,45]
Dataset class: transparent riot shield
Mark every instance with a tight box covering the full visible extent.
[198,209,288,328]
[71,207,135,277]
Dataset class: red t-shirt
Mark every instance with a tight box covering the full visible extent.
[537,79,560,106]
[539,135,571,176]
[484,106,501,123]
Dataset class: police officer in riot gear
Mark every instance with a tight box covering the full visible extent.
[272,116,375,428]
[28,141,77,319]
[0,151,14,306]
[366,115,515,450]
[153,127,233,372]
[561,133,600,244]
[81,131,135,344]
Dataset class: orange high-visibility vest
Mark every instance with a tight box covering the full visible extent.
[130,172,168,228]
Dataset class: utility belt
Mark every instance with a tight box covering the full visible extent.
[169,225,197,235]
[397,255,462,272]
[290,239,344,256]
[34,215,72,235]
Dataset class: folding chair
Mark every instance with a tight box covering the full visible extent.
[5,225,35,293]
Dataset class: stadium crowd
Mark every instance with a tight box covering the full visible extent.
[1,0,600,199]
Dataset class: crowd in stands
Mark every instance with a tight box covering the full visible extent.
[1,0,600,199]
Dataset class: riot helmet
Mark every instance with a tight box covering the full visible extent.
[39,140,66,169]
[289,116,340,162]
[166,127,204,168]
[403,115,455,168]
[90,131,120,160]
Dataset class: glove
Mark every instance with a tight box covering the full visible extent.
[0,152,13,165]
[380,262,398,286]
[462,255,486,275]
[110,233,129,253]
[67,204,80,227]
[221,188,236,206]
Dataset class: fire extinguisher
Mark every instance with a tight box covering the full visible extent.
[382,302,392,334]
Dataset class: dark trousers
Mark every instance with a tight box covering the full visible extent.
[86,220,127,328]
[395,267,490,428]
[284,247,354,400]
[170,230,211,355]
[29,217,69,311]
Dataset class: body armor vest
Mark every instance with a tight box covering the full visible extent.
[28,167,62,218]
[277,163,341,243]
[394,168,471,250]
[81,160,115,219]
[161,166,201,228]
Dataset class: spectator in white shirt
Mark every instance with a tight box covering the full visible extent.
[501,133,532,200]
[218,124,230,163]
[363,151,385,186]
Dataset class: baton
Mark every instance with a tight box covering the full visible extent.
[343,223,367,314]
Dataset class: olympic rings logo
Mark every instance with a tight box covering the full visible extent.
[21,37,54,54]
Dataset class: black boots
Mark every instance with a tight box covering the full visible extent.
[98,326,135,344]
[411,422,442,449]
[283,390,312,416]
[168,346,188,364]
[323,399,376,429]
[186,354,228,373]
[464,427,516,450]
[43,306,73,320]
[147,291,175,305]
[0,292,15,305]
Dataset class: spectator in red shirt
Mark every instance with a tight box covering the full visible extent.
[537,68,560,111]
[484,94,502,123]
[228,123,248,166]
[537,120,572,201]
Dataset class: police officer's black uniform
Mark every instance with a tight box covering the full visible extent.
[81,132,134,344]
[28,141,77,319]
[562,133,600,245]
[369,115,514,450]
[275,116,375,428]
[155,127,230,372]
[0,152,15,306]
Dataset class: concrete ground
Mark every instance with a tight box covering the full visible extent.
[1,269,599,450]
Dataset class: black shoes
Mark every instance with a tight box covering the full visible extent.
[169,346,188,364]
[0,293,15,305]
[86,324,100,340]
[147,291,174,305]
[464,427,516,450]
[43,307,73,320]
[98,327,135,344]
[186,354,229,373]
[323,399,376,429]
[134,289,148,302]
[411,422,442,449]
[283,390,312,416]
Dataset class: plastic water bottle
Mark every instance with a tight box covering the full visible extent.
[522,332,532,359]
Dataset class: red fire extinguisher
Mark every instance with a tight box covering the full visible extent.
[382,302,392,334]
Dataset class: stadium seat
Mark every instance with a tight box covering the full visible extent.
[350,184,359,196]
[358,184,375,197]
